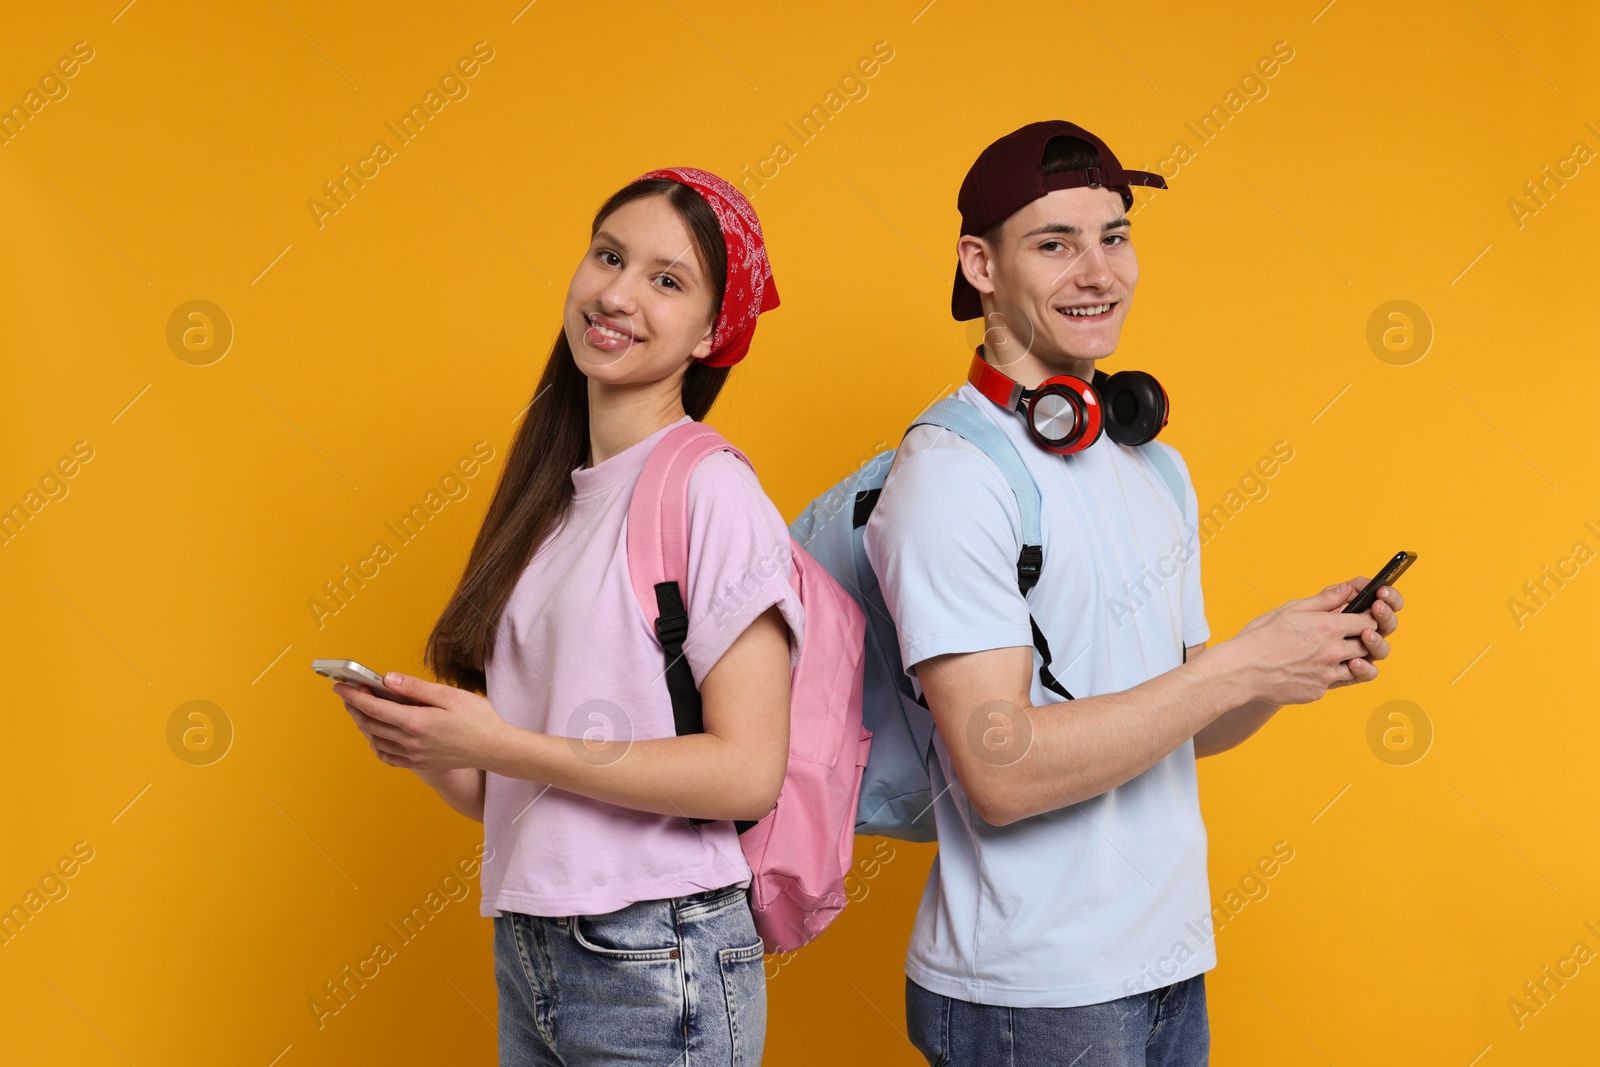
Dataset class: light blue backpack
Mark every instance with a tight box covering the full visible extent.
[788,396,1187,841]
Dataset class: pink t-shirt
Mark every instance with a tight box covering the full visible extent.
[479,416,805,918]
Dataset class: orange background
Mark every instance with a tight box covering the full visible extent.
[3,1,1597,1064]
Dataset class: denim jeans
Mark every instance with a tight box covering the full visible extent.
[493,882,765,1066]
[906,973,1209,1067]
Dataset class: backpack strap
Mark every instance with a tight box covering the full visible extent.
[1139,442,1192,664]
[1142,441,1187,518]
[914,399,1044,547]
[626,420,758,830]
[910,398,1073,702]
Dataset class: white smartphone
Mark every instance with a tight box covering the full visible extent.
[311,659,426,706]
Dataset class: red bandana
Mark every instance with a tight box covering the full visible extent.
[631,167,779,368]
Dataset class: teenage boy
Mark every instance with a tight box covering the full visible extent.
[862,120,1405,1066]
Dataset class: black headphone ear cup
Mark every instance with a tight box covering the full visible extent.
[1099,370,1168,446]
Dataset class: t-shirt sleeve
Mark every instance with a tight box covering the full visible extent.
[679,450,805,688]
[1160,442,1211,647]
[862,426,1035,678]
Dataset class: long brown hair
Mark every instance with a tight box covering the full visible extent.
[425,178,731,693]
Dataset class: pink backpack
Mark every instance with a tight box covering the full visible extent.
[626,421,870,954]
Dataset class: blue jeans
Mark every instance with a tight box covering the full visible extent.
[906,973,1209,1067]
[493,883,765,1066]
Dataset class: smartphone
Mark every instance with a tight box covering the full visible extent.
[1342,552,1417,615]
[311,659,426,706]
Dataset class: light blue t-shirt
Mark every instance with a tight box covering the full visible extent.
[862,382,1215,1008]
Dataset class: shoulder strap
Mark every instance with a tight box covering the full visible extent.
[912,398,1042,547]
[627,422,751,614]
[626,420,755,739]
[625,421,759,832]
[909,397,1072,701]
[1143,442,1187,518]
[1141,443,1193,666]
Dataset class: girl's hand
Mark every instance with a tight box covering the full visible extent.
[334,673,510,772]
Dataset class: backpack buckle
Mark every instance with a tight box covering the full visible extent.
[654,613,688,650]
[1016,545,1043,594]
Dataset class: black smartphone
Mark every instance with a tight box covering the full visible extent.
[1342,552,1417,614]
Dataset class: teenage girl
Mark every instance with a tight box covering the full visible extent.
[333,168,800,1066]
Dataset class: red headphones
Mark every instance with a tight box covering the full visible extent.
[967,347,1170,455]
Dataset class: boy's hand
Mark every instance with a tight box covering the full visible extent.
[1332,574,1404,688]
[1230,581,1380,705]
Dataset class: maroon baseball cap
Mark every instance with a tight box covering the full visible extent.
[951,120,1168,320]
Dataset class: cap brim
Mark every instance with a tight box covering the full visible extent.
[1120,168,1168,190]
[951,266,983,321]
[1041,168,1169,196]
